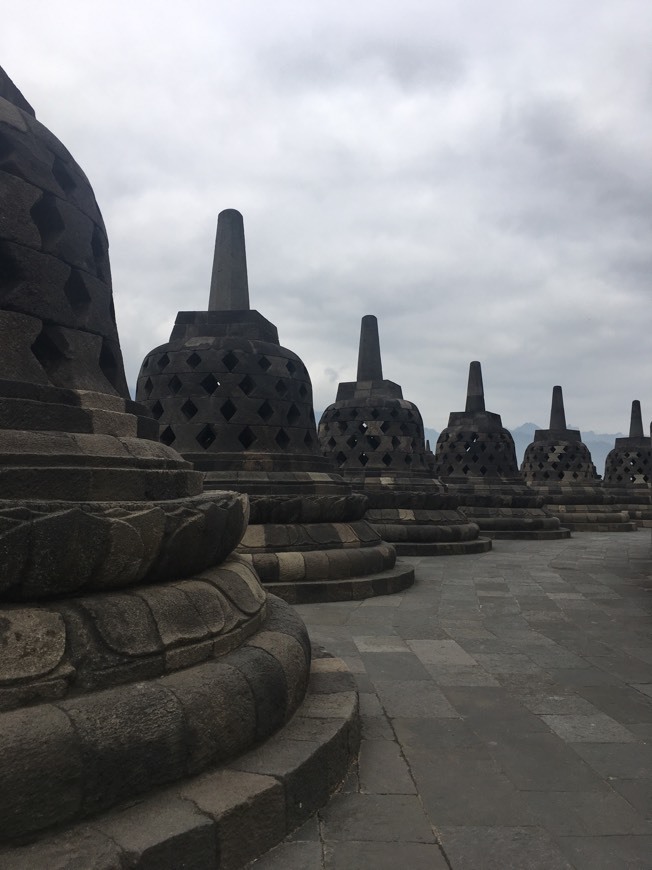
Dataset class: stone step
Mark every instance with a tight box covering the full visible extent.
[267,563,415,604]
[394,538,492,556]
[0,649,360,870]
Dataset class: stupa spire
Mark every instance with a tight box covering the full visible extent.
[465,361,485,413]
[357,315,383,381]
[549,386,567,430]
[629,400,644,438]
[208,208,250,311]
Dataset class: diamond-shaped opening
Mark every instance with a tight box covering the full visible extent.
[200,373,219,395]
[196,425,216,450]
[380,421,390,433]
[239,375,255,396]
[160,426,175,446]
[151,400,164,420]
[332,410,341,419]
[309,409,315,424]
[350,410,358,419]
[298,383,308,398]
[390,409,398,418]
[304,432,314,447]
[358,452,369,466]
[143,377,153,397]
[181,399,198,420]
[391,436,400,448]
[187,352,202,369]
[157,353,170,370]
[371,408,380,419]
[169,374,183,394]
[479,465,487,475]
[258,400,274,421]
[405,455,413,465]
[63,270,91,312]
[257,355,271,371]
[220,399,237,421]
[400,424,410,435]
[287,403,300,425]
[358,422,368,433]
[346,435,358,449]
[407,411,414,420]
[462,465,470,475]
[336,451,347,465]
[286,359,297,374]
[337,422,347,433]
[275,379,288,396]
[223,351,239,371]
[382,453,392,466]
[328,437,337,448]
[367,435,380,450]
[275,428,290,449]
[239,426,257,449]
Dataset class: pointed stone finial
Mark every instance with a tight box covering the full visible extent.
[357,315,383,381]
[426,439,431,450]
[549,386,567,430]
[208,209,250,311]
[465,361,485,413]
[629,400,644,438]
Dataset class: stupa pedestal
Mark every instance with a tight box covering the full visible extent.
[600,401,652,527]
[318,316,491,555]
[433,363,569,539]
[136,211,413,603]
[521,387,636,531]
[0,71,358,867]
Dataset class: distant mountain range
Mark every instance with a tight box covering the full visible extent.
[424,423,623,478]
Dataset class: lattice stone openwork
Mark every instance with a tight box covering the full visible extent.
[138,342,317,457]
[434,428,519,479]
[604,444,652,485]
[319,398,429,473]
[521,440,599,483]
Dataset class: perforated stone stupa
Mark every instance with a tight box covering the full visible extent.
[0,69,358,867]
[318,315,490,555]
[601,401,652,526]
[432,362,568,539]
[521,386,636,531]
[136,210,414,602]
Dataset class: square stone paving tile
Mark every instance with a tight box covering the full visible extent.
[542,713,637,743]
[424,664,501,686]
[357,739,415,795]
[556,834,652,870]
[439,825,574,870]
[405,638,478,666]
[319,793,435,843]
[570,742,652,779]
[523,789,652,836]
[352,635,409,653]
[247,840,322,868]
[472,653,542,674]
[359,652,431,682]
[375,680,460,719]
[324,840,448,870]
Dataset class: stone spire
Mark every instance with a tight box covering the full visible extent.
[549,385,567,430]
[465,361,486,413]
[629,400,644,438]
[208,208,250,311]
[357,314,383,381]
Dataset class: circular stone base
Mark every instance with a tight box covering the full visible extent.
[0,648,360,870]
[266,563,415,604]
[393,538,492,556]
[482,528,572,540]
[551,520,638,532]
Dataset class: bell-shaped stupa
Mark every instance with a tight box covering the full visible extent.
[319,316,491,554]
[0,70,358,866]
[432,363,568,538]
[601,401,652,526]
[136,210,413,602]
[521,387,636,531]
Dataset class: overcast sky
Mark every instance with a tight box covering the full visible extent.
[3,1,651,434]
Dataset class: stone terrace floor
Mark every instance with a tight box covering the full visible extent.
[250,531,652,870]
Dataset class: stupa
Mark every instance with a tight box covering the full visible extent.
[0,69,358,867]
[318,315,491,554]
[601,401,652,526]
[432,363,568,538]
[136,210,414,602]
[521,387,636,531]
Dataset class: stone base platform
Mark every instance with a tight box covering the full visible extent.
[266,563,415,604]
[393,538,492,556]
[0,648,360,870]
[547,505,638,532]
[464,509,571,540]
